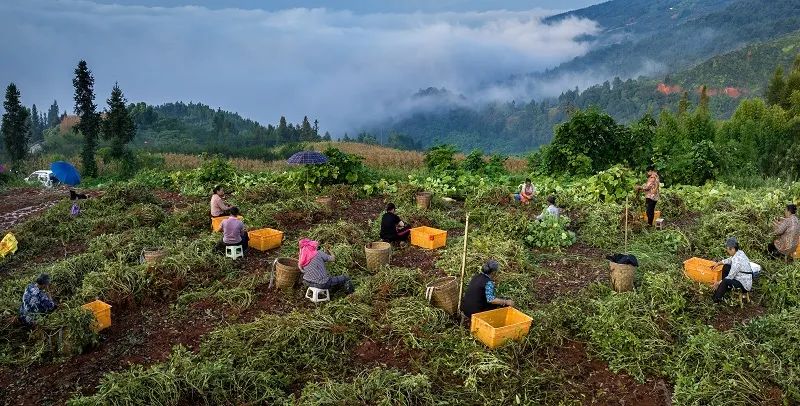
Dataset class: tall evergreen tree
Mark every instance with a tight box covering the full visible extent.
[73,60,100,177]
[300,116,314,141]
[678,91,690,116]
[101,83,136,158]
[29,104,43,142]
[47,100,60,128]
[276,116,288,143]
[766,67,786,106]
[1,83,30,164]
[699,86,710,112]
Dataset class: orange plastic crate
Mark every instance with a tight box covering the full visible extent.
[683,257,723,285]
[795,244,800,259]
[211,216,243,232]
[410,226,447,249]
[248,228,284,251]
[82,300,112,332]
[641,210,662,222]
[471,307,533,349]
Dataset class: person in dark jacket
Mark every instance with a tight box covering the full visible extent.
[380,203,411,243]
[461,260,514,320]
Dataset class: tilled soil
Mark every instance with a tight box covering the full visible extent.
[0,188,64,233]
[533,243,610,303]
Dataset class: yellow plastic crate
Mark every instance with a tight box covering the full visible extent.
[794,244,799,259]
[82,300,112,332]
[471,307,533,349]
[410,226,447,249]
[683,257,723,285]
[641,210,661,222]
[248,228,284,251]
[211,216,243,232]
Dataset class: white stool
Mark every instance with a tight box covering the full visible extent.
[305,287,330,303]
[655,218,665,230]
[225,245,243,260]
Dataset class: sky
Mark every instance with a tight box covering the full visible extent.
[0,0,604,134]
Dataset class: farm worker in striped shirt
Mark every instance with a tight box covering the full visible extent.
[299,239,354,294]
[635,165,660,226]
[712,237,753,303]
[461,260,514,320]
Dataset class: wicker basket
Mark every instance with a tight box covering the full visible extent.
[275,258,300,289]
[364,242,392,271]
[425,276,460,315]
[316,196,334,211]
[141,248,167,266]
[609,262,635,292]
[416,192,432,209]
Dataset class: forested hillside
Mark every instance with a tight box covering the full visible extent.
[379,27,800,154]
[129,102,327,156]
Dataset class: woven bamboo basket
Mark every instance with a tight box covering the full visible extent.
[425,276,460,315]
[141,248,167,266]
[416,192,432,209]
[275,258,300,289]
[609,262,635,292]
[364,242,392,271]
[316,196,334,211]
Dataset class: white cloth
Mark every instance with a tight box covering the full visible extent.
[721,250,753,291]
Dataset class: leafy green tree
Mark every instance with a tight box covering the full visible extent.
[424,145,458,172]
[101,83,136,159]
[73,60,100,177]
[678,92,691,116]
[462,149,485,173]
[546,108,628,176]
[1,83,30,164]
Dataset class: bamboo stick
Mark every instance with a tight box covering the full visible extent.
[457,213,470,325]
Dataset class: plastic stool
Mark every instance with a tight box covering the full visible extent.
[732,288,751,308]
[655,218,665,230]
[225,245,243,260]
[305,287,330,303]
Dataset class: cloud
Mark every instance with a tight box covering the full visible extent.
[0,0,601,134]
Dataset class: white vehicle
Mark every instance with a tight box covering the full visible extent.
[25,170,56,188]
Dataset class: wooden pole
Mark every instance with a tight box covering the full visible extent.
[457,213,470,325]
[624,196,629,254]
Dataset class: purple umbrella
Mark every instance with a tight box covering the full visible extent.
[287,151,329,165]
[287,151,328,197]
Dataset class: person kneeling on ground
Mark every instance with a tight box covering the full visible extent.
[380,203,411,244]
[299,239,354,294]
[536,195,560,221]
[515,178,536,205]
[712,237,753,303]
[216,207,249,252]
[19,274,56,326]
[768,204,798,259]
[210,185,237,217]
[461,260,514,320]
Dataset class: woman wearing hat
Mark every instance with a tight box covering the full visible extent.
[19,274,56,326]
[712,237,753,303]
[461,260,515,320]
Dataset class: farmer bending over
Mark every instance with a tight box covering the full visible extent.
[635,166,660,226]
[217,207,249,251]
[19,274,56,326]
[515,178,536,205]
[299,239,354,294]
[768,204,798,259]
[210,185,237,217]
[380,203,411,244]
[712,237,753,303]
[536,195,560,221]
[461,260,514,320]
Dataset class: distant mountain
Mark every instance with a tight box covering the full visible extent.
[369,0,800,154]
[541,0,800,81]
